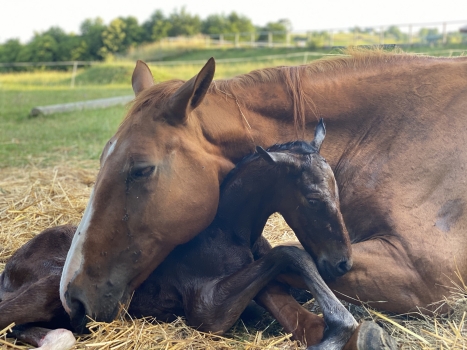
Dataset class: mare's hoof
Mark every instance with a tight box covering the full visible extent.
[342,321,397,350]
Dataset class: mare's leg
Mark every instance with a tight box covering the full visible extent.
[185,245,358,350]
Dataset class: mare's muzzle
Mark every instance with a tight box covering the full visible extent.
[65,280,126,332]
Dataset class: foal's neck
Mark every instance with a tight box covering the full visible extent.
[216,159,281,246]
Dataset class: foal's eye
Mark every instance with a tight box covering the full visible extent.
[307,199,320,208]
[132,166,155,179]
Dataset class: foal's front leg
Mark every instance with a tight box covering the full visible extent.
[251,236,326,346]
[185,245,357,349]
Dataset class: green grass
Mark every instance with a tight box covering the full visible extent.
[0,85,133,167]
[0,59,287,168]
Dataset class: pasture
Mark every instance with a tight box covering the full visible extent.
[1,52,467,349]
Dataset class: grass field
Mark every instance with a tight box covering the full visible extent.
[1,48,467,349]
[0,52,338,168]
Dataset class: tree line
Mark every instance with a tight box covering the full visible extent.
[0,8,290,63]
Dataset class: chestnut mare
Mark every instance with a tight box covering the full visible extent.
[0,124,395,349]
[61,50,467,332]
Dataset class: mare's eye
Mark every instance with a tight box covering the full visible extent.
[132,165,155,179]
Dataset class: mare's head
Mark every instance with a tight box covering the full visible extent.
[257,120,352,279]
[60,59,228,330]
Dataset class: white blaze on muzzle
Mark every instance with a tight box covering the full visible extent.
[59,189,95,313]
[59,139,117,313]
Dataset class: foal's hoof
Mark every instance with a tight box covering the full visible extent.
[32,329,76,350]
[342,321,397,350]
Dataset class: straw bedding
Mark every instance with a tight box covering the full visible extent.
[0,164,466,349]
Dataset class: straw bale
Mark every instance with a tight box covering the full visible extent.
[1,164,466,349]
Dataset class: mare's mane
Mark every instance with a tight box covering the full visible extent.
[123,49,448,135]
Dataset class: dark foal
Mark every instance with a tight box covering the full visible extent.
[126,121,359,350]
[0,121,395,350]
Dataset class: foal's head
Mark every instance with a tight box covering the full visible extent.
[257,119,352,279]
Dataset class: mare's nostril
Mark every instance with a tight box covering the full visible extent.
[69,297,88,333]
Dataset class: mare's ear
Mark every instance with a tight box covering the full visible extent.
[310,118,326,152]
[256,146,299,170]
[167,57,215,124]
[132,60,154,96]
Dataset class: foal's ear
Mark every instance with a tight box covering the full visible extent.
[310,118,326,152]
[256,146,276,164]
[167,57,216,124]
[256,146,299,170]
[132,60,154,96]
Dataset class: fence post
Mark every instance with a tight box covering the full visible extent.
[303,52,309,64]
[235,33,239,48]
[442,22,447,45]
[329,30,333,47]
[408,24,413,46]
[70,61,78,88]
[205,36,211,48]
[268,32,273,47]
[219,34,224,47]
[250,32,255,47]
[379,26,384,45]
[286,31,291,47]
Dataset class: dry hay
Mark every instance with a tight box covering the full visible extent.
[1,164,466,349]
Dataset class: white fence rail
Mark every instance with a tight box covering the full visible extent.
[30,95,134,116]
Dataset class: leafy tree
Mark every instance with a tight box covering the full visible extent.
[15,45,33,63]
[227,12,254,33]
[142,10,171,42]
[202,12,254,35]
[202,14,228,34]
[258,19,291,41]
[386,25,405,40]
[28,33,58,62]
[167,7,201,36]
[419,27,440,44]
[69,39,89,61]
[419,27,439,37]
[120,16,144,47]
[80,17,107,60]
[0,39,22,62]
[102,18,127,54]
[0,8,302,64]
[42,27,84,61]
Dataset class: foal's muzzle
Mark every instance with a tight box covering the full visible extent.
[319,257,353,280]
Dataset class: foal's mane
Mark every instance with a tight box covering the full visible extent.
[123,49,444,135]
[221,141,317,190]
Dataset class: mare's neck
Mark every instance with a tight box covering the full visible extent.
[215,159,280,246]
[202,56,459,173]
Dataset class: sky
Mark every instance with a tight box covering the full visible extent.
[1,0,466,43]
